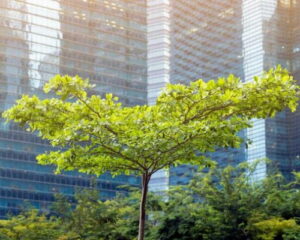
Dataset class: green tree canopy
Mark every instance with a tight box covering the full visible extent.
[150,162,300,240]
[0,163,299,240]
[0,210,62,240]
[3,66,299,240]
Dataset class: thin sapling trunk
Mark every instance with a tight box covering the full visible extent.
[138,173,151,240]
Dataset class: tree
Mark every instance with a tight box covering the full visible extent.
[0,210,62,240]
[149,186,227,240]
[250,217,300,240]
[3,67,299,240]
[186,161,300,240]
[151,162,300,240]
[51,187,160,240]
[52,188,137,240]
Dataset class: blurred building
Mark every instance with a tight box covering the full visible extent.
[0,0,147,217]
[148,0,300,190]
[242,0,300,180]
[1,0,300,214]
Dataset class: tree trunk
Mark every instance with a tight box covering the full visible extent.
[138,173,150,240]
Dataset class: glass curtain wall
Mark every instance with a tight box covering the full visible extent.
[168,0,245,186]
[0,0,146,217]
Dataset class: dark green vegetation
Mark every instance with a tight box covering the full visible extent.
[3,66,299,240]
[0,163,299,240]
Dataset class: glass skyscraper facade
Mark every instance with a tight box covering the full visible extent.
[288,0,300,176]
[148,0,300,188]
[1,0,299,214]
[148,0,245,188]
[168,0,245,185]
[243,0,300,180]
[169,0,244,83]
[0,0,146,217]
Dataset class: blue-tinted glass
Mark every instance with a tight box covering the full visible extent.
[0,0,145,218]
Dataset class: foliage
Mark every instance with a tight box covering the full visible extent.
[149,195,226,240]
[0,210,62,240]
[262,173,300,220]
[250,217,300,240]
[3,67,298,177]
[3,66,299,239]
[0,165,299,240]
[51,189,137,240]
[50,188,161,240]
[150,162,300,240]
[0,189,162,240]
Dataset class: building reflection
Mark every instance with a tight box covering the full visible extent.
[0,0,146,217]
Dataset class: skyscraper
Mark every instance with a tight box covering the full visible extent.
[243,0,300,180]
[148,0,300,188]
[1,0,299,216]
[0,0,146,217]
